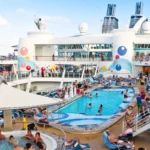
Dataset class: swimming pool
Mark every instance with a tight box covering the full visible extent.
[1,131,57,150]
[57,88,134,116]
[0,137,31,150]
[48,88,134,129]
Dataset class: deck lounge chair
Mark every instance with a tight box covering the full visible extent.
[103,132,132,150]
[65,140,91,150]
[87,77,98,84]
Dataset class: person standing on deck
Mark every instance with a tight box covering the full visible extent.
[136,94,142,113]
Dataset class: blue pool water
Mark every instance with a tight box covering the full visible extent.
[57,88,134,116]
[0,137,37,150]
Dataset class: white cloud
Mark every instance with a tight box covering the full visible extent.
[0,16,8,26]
[41,16,70,23]
[16,8,25,13]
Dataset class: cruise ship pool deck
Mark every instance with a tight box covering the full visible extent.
[47,87,135,133]
[0,83,149,150]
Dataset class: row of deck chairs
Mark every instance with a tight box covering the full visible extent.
[13,110,34,118]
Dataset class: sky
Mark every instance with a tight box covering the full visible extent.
[0,0,150,54]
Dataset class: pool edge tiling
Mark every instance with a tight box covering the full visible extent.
[48,88,136,134]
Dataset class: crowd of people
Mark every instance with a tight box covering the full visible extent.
[134,54,150,62]
[0,71,149,149]
[0,130,45,150]
[102,71,149,150]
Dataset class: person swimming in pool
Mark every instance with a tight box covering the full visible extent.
[99,104,103,110]
[124,90,128,97]
[89,94,92,98]
[124,94,128,100]
[98,110,101,115]
[96,93,99,96]
[98,104,103,115]
[88,103,92,108]
[8,135,16,145]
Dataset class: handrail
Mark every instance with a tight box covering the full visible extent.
[94,65,98,77]
[0,56,17,61]
[34,56,113,62]
[80,66,85,81]
[123,108,150,136]
[59,69,66,89]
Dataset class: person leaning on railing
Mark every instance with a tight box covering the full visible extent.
[0,75,7,84]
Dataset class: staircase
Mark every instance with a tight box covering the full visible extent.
[122,108,150,137]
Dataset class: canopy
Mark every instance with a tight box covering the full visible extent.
[0,83,62,110]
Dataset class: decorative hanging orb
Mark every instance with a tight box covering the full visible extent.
[116,64,122,71]
[21,63,26,68]
[25,56,30,60]
[115,55,120,59]
[117,46,127,56]
[102,66,107,71]
[20,47,28,56]
[26,66,31,71]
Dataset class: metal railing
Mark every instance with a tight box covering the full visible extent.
[31,71,86,78]
[34,56,113,62]
[0,55,17,61]
[4,72,29,82]
[3,71,87,83]
[122,108,150,136]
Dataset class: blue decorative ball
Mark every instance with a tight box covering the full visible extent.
[116,64,122,71]
[117,46,127,56]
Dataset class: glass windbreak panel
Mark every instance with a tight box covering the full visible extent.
[136,52,139,56]
[58,44,113,50]
[134,44,150,50]
[58,44,83,49]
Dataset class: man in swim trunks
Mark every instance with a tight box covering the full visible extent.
[22,130,34,141]
[136,94,142,113]
[34,132,46,150]
[106,130,134,147]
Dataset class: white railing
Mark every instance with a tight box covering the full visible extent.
[122,108,150,137]
[59,69,66,89]
[94,65,98,77]
[80,66,85,82]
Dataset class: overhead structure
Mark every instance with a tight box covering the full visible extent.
[34,16,46,31]
[102,4,119,34]
[129,2,144,28]
[0,83,62,110]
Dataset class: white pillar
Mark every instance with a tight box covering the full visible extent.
[74,86,77,96]
[13,64,18,80]
[26,72,32,92]
[59,69,66,89]
[94,65,98,77]
[64,92,69,100]
[4,110,12,131]
[70,84,74,98]
[80,66,85,81]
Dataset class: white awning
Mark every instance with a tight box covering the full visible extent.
[0,83,62,110]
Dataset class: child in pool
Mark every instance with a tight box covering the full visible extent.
[88,103,92,108]
[98,110,101,115]
[89,94,92,98]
